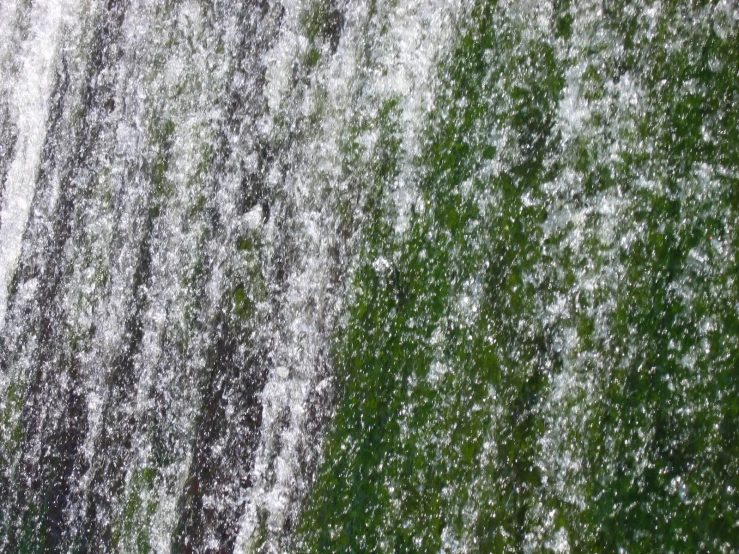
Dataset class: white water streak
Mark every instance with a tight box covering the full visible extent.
[235,1,462,551]
[0,0,81,330]
[532,1,659,548]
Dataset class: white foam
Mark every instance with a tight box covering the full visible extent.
[0,0,81,330]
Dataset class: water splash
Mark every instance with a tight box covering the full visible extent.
[0,1,737,553]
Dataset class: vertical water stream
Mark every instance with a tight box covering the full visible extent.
[0,1,737,553]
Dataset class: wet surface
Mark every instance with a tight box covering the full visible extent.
[0,1,737,553]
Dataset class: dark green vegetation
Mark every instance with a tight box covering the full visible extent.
[294,1,739,552]
[0,0,737,553]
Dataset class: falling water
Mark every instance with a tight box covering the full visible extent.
[0,1,737,553]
